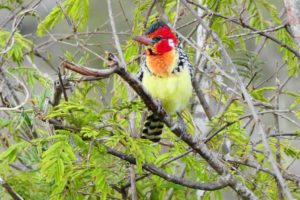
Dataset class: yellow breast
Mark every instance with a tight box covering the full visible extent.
[142,67,192,114]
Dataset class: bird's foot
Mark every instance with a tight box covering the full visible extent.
[156,100,163,114]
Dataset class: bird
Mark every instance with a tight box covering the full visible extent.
[133,21,193,142]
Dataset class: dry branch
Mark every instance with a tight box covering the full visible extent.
[62,54,257,199]
[0,177,24,200]
[182,1,294,199]
[106,146,229,191]
[284,0,300,52]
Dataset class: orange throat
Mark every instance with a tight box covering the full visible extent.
[146,49,177,77]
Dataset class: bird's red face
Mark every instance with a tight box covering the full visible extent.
[133,22,178,76]
[133,22,178,55]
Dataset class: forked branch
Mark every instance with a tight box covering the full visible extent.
[62,53,257,199]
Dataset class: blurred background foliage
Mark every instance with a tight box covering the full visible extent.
[0,0,299,199]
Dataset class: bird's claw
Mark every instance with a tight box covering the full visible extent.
[156,100,163,114]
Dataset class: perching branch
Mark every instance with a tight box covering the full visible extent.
[3,1,299,199]
[62,54,257,199]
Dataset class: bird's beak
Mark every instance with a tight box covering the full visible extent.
[133,36,154,46]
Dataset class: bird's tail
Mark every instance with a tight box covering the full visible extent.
[141,114,164,142]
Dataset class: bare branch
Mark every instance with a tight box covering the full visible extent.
[192,74,213,120]
[186,0,300,60]
[182,1,294,199]
[106,146,229,191]
[0,70,29,111]
[284,0,300,52]
[63,55,258,199]
[129,165,137,200]
[61,59,118,78]
[228,24,287,38]
[107,0,127,67]
[0,177,24,200]
[120,149,193,190]
[226,157,300,183]
[143,0,157,29]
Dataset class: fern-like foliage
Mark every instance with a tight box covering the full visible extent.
[0,31,32,64]
[36,0,89,36]
[1,0,300,199]
[233,50,264,84]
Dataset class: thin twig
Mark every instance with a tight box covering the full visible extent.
[225,156,300,183]
[143,0,157,29]
[106,146,229,190]
[0,70,29,111]
[228,24,287,38]
[129,165,137,200]
[165,165,186,200]
[120,149,193,190]
[63,54,257,199]
[57,67,68,102]
[0,177,24,200]
[107,0,127,67]
[187,0,300,60]
[274,65,284,200]
[118,0,131,29]
[182,1,294,199]
[61,59,118,77]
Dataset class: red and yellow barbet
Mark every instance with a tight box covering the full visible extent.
[133,22,193,142]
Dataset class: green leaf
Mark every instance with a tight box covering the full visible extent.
[251,87,276,102]
[92,168,110,200]
[0,31,32,64]
[276,29,299,75]
[0,142,28,162]
[284,145,300,159]
[37,0,89,36]
[42,141,65,159]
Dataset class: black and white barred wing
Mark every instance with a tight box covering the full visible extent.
[173,44,194,77]
[136,55,151,82]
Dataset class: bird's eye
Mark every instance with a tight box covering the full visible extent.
[152,36,162,43]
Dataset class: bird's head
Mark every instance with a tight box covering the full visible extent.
[133,22,178,55]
